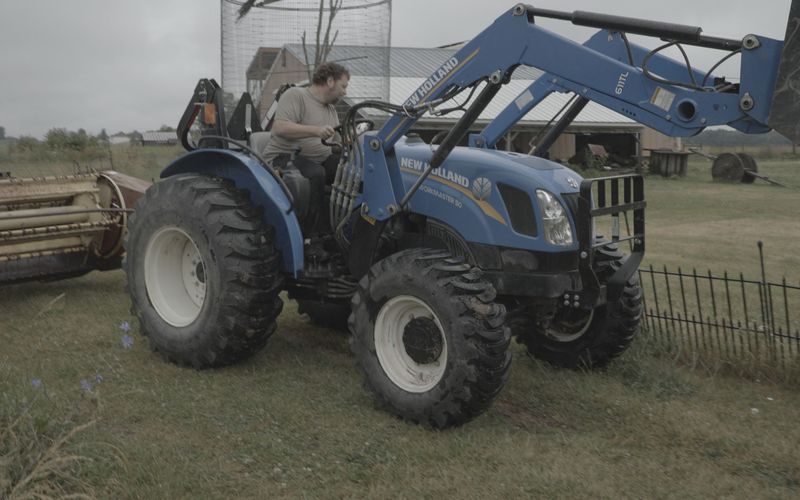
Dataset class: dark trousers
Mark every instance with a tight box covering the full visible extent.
[272,153,339,234]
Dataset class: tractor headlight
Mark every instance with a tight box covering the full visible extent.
[536,190,573,246]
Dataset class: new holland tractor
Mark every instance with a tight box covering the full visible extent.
[124,3,800,427]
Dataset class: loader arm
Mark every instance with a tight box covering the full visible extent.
[360,2,797,220]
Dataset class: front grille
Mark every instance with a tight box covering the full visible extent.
[498,183,537,237]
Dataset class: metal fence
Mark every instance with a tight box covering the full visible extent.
[638,243,800,378]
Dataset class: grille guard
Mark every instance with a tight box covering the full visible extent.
[576,174,646,304]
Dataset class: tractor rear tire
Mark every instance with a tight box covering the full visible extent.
[124,175,284,368]
[296,299,351,331]
[349,248,511,428]
[513,239,643,369]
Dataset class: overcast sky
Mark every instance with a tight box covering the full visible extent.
[0,0,793,138]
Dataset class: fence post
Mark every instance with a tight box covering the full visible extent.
[753,322,760,362]
[709,270,718,321]
[740,273,750,328]
[679,267,689,336]
[783,277,791,341]
[664,265,677,334]
[723,318,733,357]
[737,320,745,361]
[723,271,733,322]
[757,241,771,336]
[646,266,664,340]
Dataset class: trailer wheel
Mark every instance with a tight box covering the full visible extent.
[349,249,511,428]
[737,153,758,184]
[124,175,284,368]
[513,240,643,368]
[711,152,745,182]
[296,299,351,331]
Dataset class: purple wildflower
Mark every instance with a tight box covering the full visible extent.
[31,378,43,389]
[119,321,132,333]
[80,379,92,392]
[95,373,104,384]
[121,335,134,349]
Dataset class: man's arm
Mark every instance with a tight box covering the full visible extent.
[272,119,335,140]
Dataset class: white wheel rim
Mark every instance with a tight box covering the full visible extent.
[144,226,207,327]
[374,295,447,393]
[546,308,594,342]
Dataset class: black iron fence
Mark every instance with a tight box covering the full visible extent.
[638,243,799,379]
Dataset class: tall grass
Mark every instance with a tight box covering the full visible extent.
[0,372,125,499]
[0,143,183,181]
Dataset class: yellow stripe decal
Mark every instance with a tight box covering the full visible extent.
[386,48,482,143]
[401,167,507,226]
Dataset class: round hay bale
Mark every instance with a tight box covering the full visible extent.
[711,153,745,182]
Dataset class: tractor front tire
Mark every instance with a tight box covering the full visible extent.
[349,249,511,428]
[514,240,643,369]
[124,175,284,368]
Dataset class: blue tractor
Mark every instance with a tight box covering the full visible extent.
[125,3,800,427]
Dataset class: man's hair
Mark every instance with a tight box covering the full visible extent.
[312,62,350,85]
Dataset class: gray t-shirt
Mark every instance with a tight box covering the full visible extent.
[263,87,339,164]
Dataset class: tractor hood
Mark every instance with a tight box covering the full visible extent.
[393,136,583,252]
[394,136,582,198]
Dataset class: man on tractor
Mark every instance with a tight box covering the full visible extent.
[262,62,350,232]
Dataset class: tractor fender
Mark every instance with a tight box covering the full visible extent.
[161,149,304,276]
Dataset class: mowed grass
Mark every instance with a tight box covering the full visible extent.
[2,273,799,498]
[642,158,800,281]
[1,147,799,498]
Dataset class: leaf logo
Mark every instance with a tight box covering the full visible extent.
[471,177,492,201]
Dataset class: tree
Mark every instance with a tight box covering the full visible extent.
[69,128,94,151]
[97,128,110,144]
[0,126,5,140]
[45,128,70,150]
[44,127,98,151]
[299,0,343,82]
[238,0,343,82]
[158,125,176,132]
[16,136,39,152]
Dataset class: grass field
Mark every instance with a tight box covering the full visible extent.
[642,158,800,281]
[1,146,799,498]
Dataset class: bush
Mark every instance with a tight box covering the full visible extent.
[15,136,40,152]
[45,128,99,152]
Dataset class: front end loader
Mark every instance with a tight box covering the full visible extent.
[124,1,800,428]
